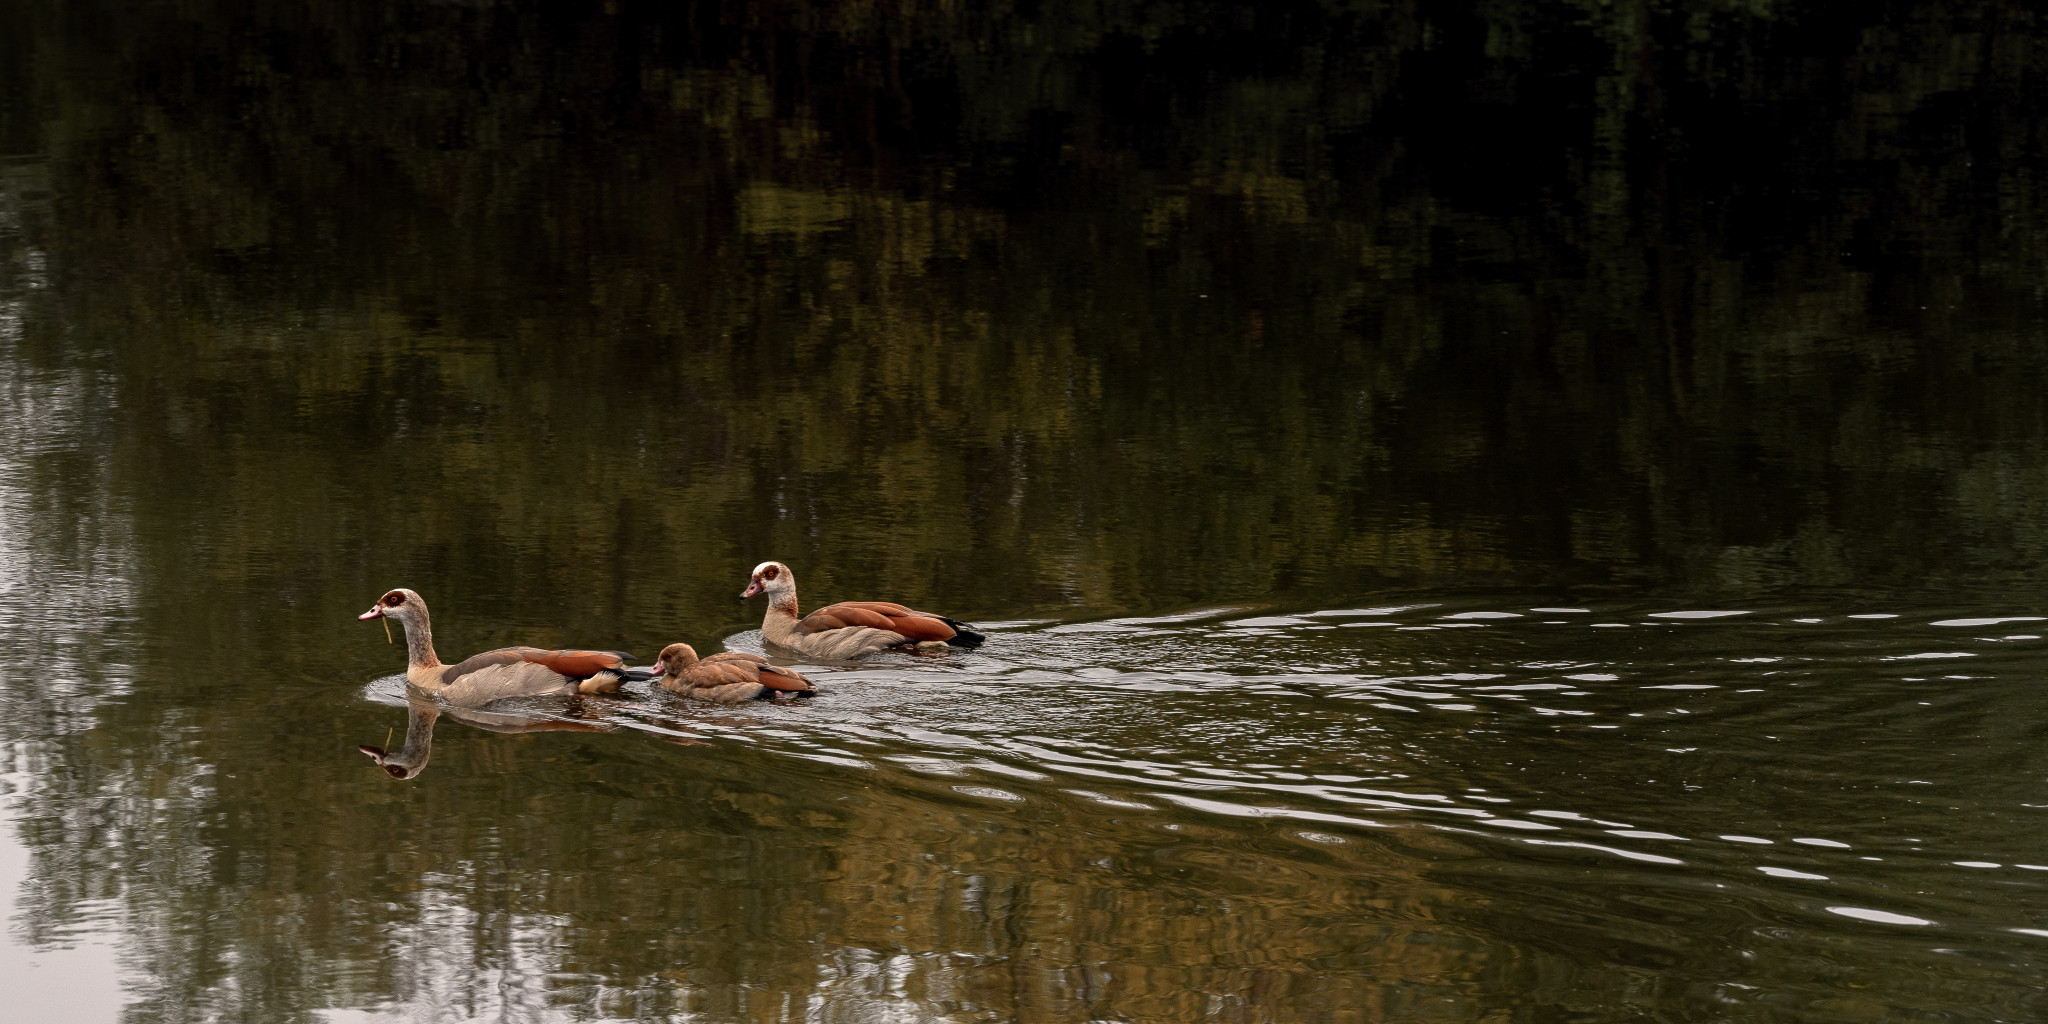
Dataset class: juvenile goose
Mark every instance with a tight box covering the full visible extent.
[358,588,650,705]
[739,561,986,659]
[652,642,815,703]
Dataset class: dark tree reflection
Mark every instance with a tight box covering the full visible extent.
[2,2,2047,1022]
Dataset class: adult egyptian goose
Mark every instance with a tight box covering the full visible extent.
[739,561,986,659]
[358,588,650,705]
[651,642,815,702]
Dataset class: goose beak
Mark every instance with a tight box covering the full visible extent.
[358,605,384,620]
[650,659,667,676]
[359,744,414,779]
[740,579,764,599]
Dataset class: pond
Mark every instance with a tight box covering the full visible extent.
[2,2,2046,1021]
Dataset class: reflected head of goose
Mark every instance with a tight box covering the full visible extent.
[358,742,429,781]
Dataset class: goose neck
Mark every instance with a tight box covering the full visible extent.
[384,703,439,778]
[400,611,441,669]
[762,603,801,643]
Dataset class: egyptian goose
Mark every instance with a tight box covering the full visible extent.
[739,561,986,659]
[358,588,651,705]
[651,642,815,702]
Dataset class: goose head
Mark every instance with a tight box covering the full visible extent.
[358,741,430,780]
[651,642,700,677]
[740,561,794,602]
[359,702,438,780]
[358,588,426,627]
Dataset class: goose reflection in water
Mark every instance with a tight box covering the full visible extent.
[359,696,622,780]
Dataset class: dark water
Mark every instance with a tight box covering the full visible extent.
[4,2,2048,1021]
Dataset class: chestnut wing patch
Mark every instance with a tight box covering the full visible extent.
[526,649,629,679]
[799,601,956,643]
[795,604,898,633]
[757,664,814,693]
[443,647,626,685]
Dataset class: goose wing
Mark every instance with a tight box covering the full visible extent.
[755,663,814,693]
[701,652,768,666]
[443,646,629,685]
[686,657,814,694]
[798,601,956,643]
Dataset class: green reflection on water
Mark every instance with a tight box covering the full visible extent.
[3,1,2048,1021]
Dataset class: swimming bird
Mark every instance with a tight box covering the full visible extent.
[358,588,650,705]
[651,642,815,702]
[739,561,986,659]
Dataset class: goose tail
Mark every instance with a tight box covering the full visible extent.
[940,618,987,649]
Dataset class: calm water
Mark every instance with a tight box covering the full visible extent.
[4,2,2048,1021]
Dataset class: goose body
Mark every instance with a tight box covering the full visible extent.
[740,561,986,659]
[652,642,814,702]
[358,588,647,706]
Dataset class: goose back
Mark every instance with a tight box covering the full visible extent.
[662,651,814,702]
[796,601,959,643]
[770,622,905,659]
[427,646,632,705]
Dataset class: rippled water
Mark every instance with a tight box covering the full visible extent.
[331,602,2048,1020]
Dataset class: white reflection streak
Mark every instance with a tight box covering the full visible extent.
[0,161,141,1024]
[381,881,583,1024]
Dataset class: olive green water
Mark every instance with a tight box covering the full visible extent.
[4,2,2048,1021]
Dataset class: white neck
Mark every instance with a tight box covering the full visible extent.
[762,589,801,643]
[398,611,440,668]
[384,703,439,775]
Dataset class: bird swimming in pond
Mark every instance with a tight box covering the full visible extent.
[651,642,815,702]
[739,561,986,659]
[358,588,651,705]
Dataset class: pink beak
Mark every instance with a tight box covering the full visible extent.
[740,579,764,599]
[650,660,668,676]
[358,605,384,620]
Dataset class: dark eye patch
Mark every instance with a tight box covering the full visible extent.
[382,591,406,606]
[764,566,780,580]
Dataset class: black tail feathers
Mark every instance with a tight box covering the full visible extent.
[617,667,658,682]
[940,618,987,649]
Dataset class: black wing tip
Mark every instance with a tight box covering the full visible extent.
[940,619,987,649]
[617,668,657,682]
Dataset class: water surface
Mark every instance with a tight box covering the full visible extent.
[4,2,2048,1021]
